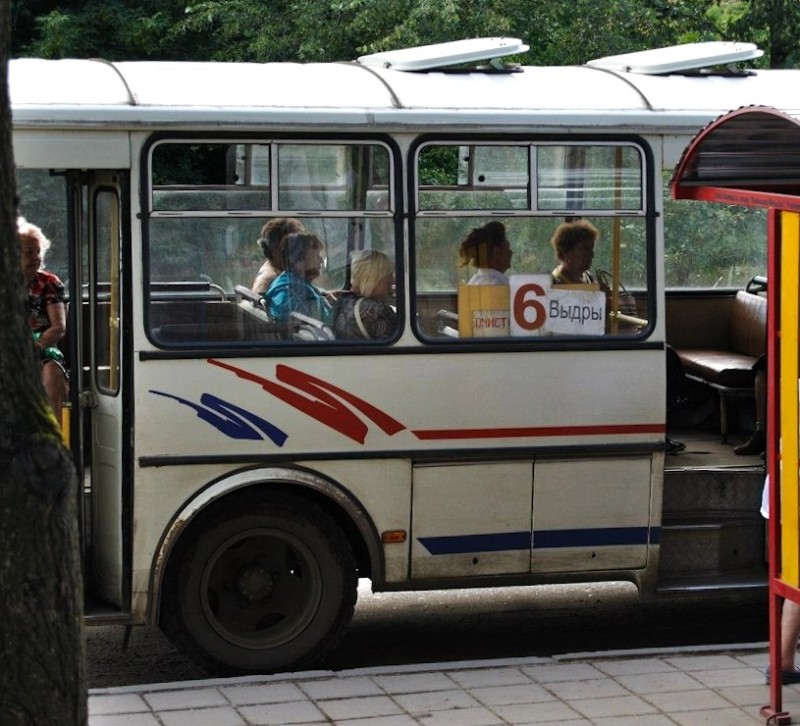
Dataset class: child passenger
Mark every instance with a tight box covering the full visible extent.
[263,232,332,324]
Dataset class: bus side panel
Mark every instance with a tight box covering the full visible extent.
[302,458,413,583]
[410,462,532,578]
[133,350,664,459]
[13,129,131,169]
[531,456,654,573]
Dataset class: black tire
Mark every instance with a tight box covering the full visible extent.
[161,492,358,674]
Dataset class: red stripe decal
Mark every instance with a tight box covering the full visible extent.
[208,359,405,444]
[412,423,665,440]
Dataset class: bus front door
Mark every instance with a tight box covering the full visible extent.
[82,173,128,612]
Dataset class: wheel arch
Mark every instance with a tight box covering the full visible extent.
[149,465,382,624]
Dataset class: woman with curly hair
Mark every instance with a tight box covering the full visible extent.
[550,219,599,285]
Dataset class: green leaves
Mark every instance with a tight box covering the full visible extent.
[19,0,190,60]
[11,0,800,68]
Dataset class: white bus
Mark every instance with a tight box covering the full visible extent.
[10,38,787,674]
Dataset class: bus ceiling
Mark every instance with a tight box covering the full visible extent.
[671,106,800,207]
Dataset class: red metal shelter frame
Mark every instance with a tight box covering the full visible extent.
[672,105,800,724]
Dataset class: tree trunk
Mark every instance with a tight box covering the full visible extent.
[0,0,87,723]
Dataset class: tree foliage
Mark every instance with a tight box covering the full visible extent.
[9,0,800,68]
[727,0,800,67]
[13,0,194,60]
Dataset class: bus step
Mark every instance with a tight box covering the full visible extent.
[656,566,767,596]
[662,468,764,518]
[659,515,765,576]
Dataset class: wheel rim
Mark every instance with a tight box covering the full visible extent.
[199,527,323,650]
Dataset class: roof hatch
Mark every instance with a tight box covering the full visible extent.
[586,41,763,75]
[356,37,529,72]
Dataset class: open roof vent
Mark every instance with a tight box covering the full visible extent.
[586,41,763,75]
[356,37,529,72]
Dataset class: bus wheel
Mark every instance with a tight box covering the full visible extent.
[161,492,358,674]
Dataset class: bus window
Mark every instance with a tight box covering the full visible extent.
[418,144,529,211]
[94,189,121,394]
[413,141,650,339]
[151,142,268,212]
[538,145,643,211]
[662,175,767,289]
[16,169,70,283]
[145,139,397,346]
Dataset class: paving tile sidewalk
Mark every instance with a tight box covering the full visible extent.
[88,643,800,726]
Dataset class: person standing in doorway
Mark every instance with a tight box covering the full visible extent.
[19,217,69,426]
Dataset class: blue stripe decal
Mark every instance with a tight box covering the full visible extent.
[418,527,659,555]
[419,531,532,555]
[533,527,651,549]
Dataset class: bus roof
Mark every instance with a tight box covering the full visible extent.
[9,49,800,132]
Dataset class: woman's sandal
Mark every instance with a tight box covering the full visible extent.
[665,438,686,455]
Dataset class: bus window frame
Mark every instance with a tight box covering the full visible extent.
[140,131,405,352]
[408,133,658,347]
